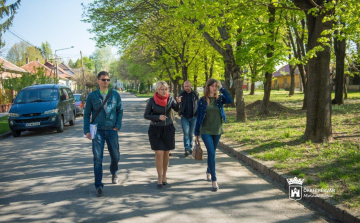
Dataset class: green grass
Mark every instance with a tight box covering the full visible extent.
[135,93,154,98]
[0,116,10,135]
[223,90,360,210]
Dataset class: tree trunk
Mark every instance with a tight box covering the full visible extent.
[210,54,215,78]
[235,74,247,122]
[332,33,346,105]
[261,72,272,114]
[289,64,296,96]
[260,6,275,114]
[344,75,348,99]
[303,12,333,143]
[182,65,188,81]
[250,82,255,95]
[298,64,308,110]
[224,63,235,107]
[194,74,197,92]
[204,56,209,82]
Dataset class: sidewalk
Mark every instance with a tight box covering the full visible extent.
[0,112,8,118]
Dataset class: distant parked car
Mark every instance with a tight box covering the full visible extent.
[8,84,76,137]
[73,94,85,116]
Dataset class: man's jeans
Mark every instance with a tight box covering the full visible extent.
[92,129,120,189]
[181,117,196,151]
[201,134,221,182]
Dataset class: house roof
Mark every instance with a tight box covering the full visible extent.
[0,57,27,78]
[273,64,300,77]
[44,61,72,78]
[59,63,75,75]
[21,61,69,80]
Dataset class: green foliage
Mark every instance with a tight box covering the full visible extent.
[71,56,95,71]
[40,41,53,60]
[0,116,10,135]
[1,66,57,98]
[0,0,21,47]
[90,46,115,73]
[7,41,45,66]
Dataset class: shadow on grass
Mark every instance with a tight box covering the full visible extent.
[243,137,305,154]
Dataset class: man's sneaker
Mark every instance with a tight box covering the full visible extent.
[184,150,189,156]
[189,150,193,155]
[112,174,119,184]
[96,187,103,197]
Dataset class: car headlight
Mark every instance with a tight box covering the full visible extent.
[44,109,58,114]
[9,113,19,117]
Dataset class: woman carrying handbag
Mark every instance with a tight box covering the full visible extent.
[194,79,233,191]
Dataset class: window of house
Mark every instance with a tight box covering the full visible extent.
[284,78,287,84]
[275,79,278,85]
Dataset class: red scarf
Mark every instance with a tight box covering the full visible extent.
[154,92,169,107]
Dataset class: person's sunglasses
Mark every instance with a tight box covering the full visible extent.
[100,79,110,82]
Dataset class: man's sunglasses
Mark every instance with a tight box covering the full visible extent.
[100,79,110,82]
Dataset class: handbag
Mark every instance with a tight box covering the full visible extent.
[192,137,204,160]
[89,90,112,139]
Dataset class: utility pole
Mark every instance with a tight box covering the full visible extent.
[54,46,74,85]
[55,56,59,84]
[80,51,86,99]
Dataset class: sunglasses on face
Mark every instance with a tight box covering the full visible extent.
[100,79,110,82]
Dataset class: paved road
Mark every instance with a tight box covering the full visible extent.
[0,92,333,223]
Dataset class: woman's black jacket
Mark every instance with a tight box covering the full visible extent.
[144,95,180,126]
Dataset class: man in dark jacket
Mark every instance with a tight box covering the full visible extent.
[178,81,199,156]
[84,71,123,197]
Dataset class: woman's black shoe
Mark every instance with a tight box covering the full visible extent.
[212,181,219,191]
[162,181,168,186]
[157,184,163,189]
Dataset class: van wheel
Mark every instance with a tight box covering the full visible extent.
[57,116,64,133]
[69,112,75,126]
[11,130,21,137]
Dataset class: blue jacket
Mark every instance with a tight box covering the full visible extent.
[194,87,233,136]
[83,89,123,134]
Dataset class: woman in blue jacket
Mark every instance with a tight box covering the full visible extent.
[194,78,233,191]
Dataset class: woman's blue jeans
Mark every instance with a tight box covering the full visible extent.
[201,134,221,182]
[92,129,120,189]
[181,117,197,151]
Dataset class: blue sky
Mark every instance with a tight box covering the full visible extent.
[2,0,103,62]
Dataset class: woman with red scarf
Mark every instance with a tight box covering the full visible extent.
[144,81,182,188]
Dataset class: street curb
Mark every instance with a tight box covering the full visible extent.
[0,131,11,140]
[218,141,360,223]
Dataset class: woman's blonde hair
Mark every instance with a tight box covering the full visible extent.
[155,81,169,91]
[203,78,219,105]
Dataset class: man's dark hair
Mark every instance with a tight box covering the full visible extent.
[97,71,109,79]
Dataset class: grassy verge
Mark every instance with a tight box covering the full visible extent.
[0,116,10,135]
[222,90,360,210]
[134,93,154,98]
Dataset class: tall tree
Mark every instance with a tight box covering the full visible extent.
[90,46,115,74]
[40,41,53,60]
[0,0,21,48]
[7,41,44,66]
[291,0,334,143]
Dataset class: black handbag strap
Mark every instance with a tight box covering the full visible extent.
[91,90,112,123]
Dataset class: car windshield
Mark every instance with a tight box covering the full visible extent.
[74,95,81,102]
[14,88,59,104]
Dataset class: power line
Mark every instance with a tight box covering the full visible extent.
[7,29,46,55]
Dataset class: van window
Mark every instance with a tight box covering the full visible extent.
[14,88,59,103]
[60,88,69,100]
[65,88,74,99]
